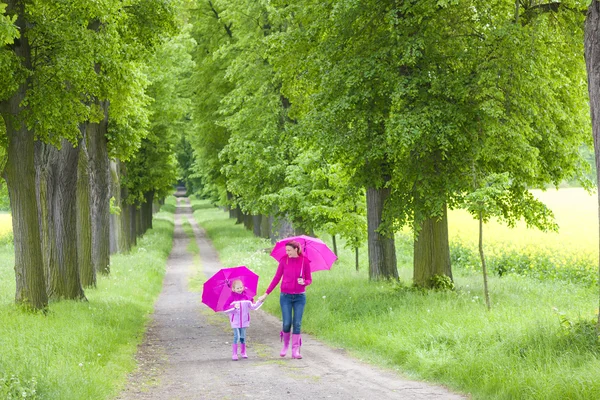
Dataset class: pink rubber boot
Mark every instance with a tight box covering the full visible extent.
[292,334,302,359]
[280,331,291,357]
[240,343,248,359]
[232,344,238,361]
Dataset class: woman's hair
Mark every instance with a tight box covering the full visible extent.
[285,240,303,255]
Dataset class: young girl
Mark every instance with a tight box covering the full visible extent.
[223,279,263,360]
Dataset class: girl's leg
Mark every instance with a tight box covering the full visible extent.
[291,293,306,334]
[239,328,248,358]
[231,329,240,361]
[280,293,293,333]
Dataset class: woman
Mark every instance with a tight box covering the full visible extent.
[257,240,312,359]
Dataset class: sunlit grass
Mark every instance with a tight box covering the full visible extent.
[192,200,600,400]
[0,207,174,400]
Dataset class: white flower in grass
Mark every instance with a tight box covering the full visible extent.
[322,296,326,299]
[97,353,102,357]
[79,363,84,367]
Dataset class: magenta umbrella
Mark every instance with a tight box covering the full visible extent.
[202,266,259,312]
[270,235,337,272]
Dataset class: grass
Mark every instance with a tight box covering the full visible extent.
[0,199,176,400]
[191,200,600,400]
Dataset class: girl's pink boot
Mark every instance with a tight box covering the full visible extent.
[232,344,238,361]
[240,343,248,359]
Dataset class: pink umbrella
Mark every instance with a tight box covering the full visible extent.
[202,266,259,312]
[270,235,337,272]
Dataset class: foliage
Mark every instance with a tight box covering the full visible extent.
[122,27,194,204]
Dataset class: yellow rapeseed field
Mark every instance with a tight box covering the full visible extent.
[448,187,598,257]
[0,213,11,238]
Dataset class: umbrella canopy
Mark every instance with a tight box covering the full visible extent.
[202,266,259,312]
[270,235,337,272]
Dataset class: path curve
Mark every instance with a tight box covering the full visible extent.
[116,198,467,400]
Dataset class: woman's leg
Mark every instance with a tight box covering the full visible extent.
[291,294,306,334]
[280,293,293,333]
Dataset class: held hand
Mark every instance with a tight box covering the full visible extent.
[257,294,267,302]
[234,302,240,309]
[297,277,305,285]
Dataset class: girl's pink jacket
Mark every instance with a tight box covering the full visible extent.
[265,255,312,295]
[223,300,263,329]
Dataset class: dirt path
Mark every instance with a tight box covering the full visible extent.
[116,198,467,400]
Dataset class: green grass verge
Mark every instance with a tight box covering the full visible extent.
[191,201,600,400]
[0,207,174,400]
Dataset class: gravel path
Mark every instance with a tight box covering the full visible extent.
[116,197,468,400]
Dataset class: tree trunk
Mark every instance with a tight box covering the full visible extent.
[260,214,271,239]
[252,215,262,237]
[0,0,47,309]
[142,191,154,233]
[108,159,121,254]
[129,204,138,245]
[35,141,56,295]
[332,234,338,256]
[584,2,600,331]
[235,208,244,224]
[87,102,110,274]
[366,187,398,280]
[243,213,253,231]
[355,247,359,271]
[77,132,95,287]
[135,204,142,237]
[271,215,295,242]
[52,139,85,299]
[36,140,85,300]
[227,191,235,218]
[479,212,491,310]
[413,205,453,288]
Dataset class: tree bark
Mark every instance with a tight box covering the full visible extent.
[243,213,253,231]
[87,102,110,275]
[584,1,600,331]
[35,141,56,295]
[332,234,338,256]
[142,191,154,233]
[52,139,85,299]
[413,205,453,288]
[260,214,271,239]
[36,140,85,300]
[108,159,121,254]
[366,187,398,280]
[0,0,47,309]
[252,215,262,237]
[77,132,95,287]
[129,204,138,245]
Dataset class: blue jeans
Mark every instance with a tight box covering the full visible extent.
[233,327,246,344]
[280,293,306,334]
